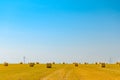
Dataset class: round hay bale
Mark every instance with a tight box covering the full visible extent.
[63,62,65,64]
[95,62,98,65]
[4,62,8,66]
[29,63,35,67]
[20,62,23,64]
[46,63,52,68]
[75,63,78,67]
[36,62,39,64]
[73,62,75,64]
[101,63,105,68]
[116,62,119,64]
[116,62,120,65]
[84,62,88,65]
[53,62,55,64]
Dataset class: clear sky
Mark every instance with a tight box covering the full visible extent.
[0,0,120,63]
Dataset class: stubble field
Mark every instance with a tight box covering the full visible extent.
[0,64,120,80]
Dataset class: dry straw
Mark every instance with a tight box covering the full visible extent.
[75,63,79,67]
[53,62,55,64]
[116,62,120,65]
[84,62,88,64]
[36,62,39,64]
[63,62,65,64]
[101,63,106,68]
[46,63,52,68]
[20,62,23,64]
[4,62,8,66]
[95,62,98,65]
[29,63,35,67]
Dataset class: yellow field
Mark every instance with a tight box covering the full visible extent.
[0,64,120,80]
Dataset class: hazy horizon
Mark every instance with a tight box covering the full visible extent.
[0,0,120,63]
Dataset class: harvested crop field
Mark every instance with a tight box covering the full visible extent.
[0,64,120,80]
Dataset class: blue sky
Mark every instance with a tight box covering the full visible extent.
[0,0,120,63]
